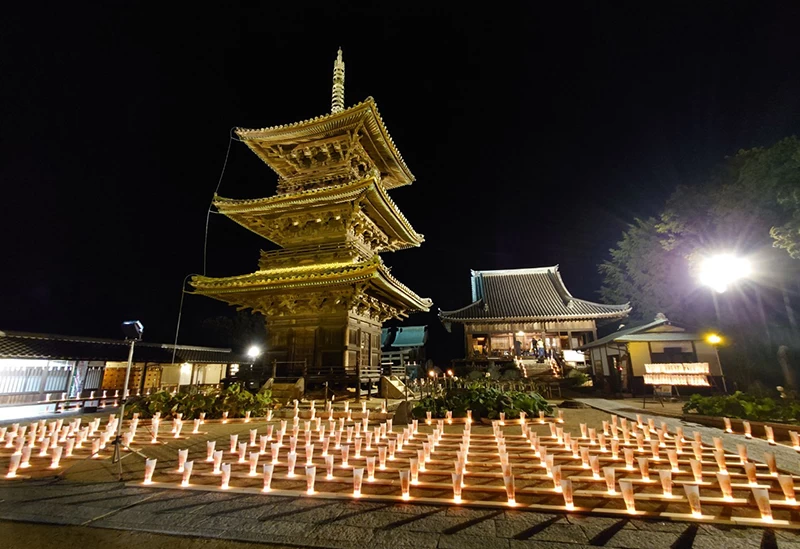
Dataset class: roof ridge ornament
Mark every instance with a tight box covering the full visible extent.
[331,48,345,114]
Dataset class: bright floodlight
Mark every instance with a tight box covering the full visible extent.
[698,254,751,293]
[706,334,722,345]
[247,345,262,359]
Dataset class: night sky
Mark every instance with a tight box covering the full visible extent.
[2,4,799,359]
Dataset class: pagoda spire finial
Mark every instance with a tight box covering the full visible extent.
[331,48,345,114]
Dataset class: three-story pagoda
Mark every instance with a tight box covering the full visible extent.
[191,50,432,392]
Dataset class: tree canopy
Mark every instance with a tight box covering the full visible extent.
[600,136,800,327]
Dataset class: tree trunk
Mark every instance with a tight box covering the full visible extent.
[777,345,796,390]
[782,281,798,340]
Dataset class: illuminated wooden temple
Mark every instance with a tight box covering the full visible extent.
[191,50,431,394]
[439,267,630,372]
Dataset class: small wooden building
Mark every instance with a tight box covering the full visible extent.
[0,329,251,407]
[381,325,427,379]
[578,314,725,394]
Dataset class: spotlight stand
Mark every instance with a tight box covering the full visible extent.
[112,321,144,480]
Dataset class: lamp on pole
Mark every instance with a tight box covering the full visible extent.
[245,345,262,385]
[698,253,752,326]
[112,320,143,480]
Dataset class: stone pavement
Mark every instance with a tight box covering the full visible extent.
[1,472,799,548]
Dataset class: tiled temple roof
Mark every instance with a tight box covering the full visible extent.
[0,330,252,364]
[439,266,630,323]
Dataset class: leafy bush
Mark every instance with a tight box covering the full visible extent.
[123,383,272,419]
[412,381,552,420]
[682,391,800,423]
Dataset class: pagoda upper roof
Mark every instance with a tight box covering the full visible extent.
[213,176,424,250]
[235,97,414,190]
[190,255,432,314]
[439,266,631,323]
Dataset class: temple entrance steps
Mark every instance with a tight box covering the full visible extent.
[380,375,409,399]
[269,377,304,404]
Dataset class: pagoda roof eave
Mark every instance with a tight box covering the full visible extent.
[235,98,414,190]
[213,177,424,250]
[189,260,431,314]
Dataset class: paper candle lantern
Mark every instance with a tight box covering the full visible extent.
[684,483,702,517]
[181,461,193,486]
[778,474,796,504]
[503,471,516,504]
[400,470,410,499]
[624,448,635,470]
[213,450,223,474]
[689,459,703,483]
[306,465,317,494]
[262,464,274,491]
[220,463,231,489]
[716,471,733,500]
[737,444,748,464]
[619,480,636,513]
[713,450,727,474]
[352,467,364,497]
[765,426,775,445]
[7,454,21,478]
[637,457,650,482]
[667,449,679,472]
[765,452,777,476]
[552,465,562,492]
[143,458,157,484]
[249,452,259,476]
[744,462,758,485]
[260,435,268,455]
[561,478,574,509]
[65,438,75,457]
[445,472,462,503]
[752,487,772,522]
[177,449,188,472]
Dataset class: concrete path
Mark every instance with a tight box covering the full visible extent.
[575,398,800,475]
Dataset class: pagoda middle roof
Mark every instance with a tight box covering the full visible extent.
[439,266,631,322]
[190,256,432,313]
[213,177,424,250]
[235,98,414,190]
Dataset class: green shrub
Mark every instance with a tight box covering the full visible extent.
[123,383,272,419]
[412,381,552,420]
[682,391,800,423]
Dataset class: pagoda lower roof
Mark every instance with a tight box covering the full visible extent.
[235,98,413,190]
[190,257,432,313]
[439,266,630,323]
[213,177,424,250]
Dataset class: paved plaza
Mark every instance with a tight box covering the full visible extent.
[2,401,800,548]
